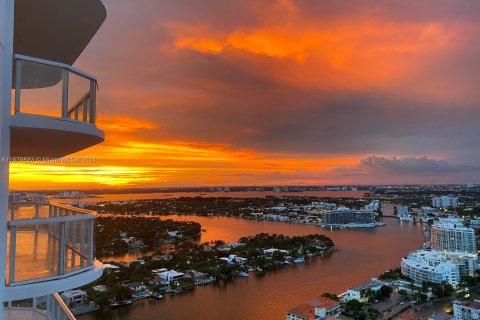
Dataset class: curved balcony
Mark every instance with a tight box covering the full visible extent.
[4,293,76,320]
[4,204,103,302]
[11,55,104,157]
[14,0,106,66]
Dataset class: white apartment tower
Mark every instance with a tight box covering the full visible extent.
[432,196,459,208]
[431,218,477,253]
[0,0,106,319]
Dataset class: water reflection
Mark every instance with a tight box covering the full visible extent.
[81,203,424,320]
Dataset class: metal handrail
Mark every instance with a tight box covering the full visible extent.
[8,214,95,227]
[52,203,97,215]
[52,293,77,320]
[14,54,96,80]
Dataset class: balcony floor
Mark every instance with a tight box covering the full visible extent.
[10,113,104,157]
[4,308,47,320]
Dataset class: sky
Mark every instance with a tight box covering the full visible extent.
[10,0,480,189]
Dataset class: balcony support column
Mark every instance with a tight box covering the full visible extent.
[89,80,96,124]
[61,70,69,118]
[0,0,14,315]
[59,222,66,275]
[8,226,16,284]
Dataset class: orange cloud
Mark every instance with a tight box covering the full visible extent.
[167,5,460,91]
[97,115,158,132]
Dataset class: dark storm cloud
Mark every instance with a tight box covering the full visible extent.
[73,0,480,183]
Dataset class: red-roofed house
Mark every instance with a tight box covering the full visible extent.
[286,297,341,320]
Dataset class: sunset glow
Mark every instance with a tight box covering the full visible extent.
[10,0,480,188]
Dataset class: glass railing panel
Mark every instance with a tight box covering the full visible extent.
[64,218,94,274]
[7,223,60,283]
[6,204,96,285]
[67,72,93,123]
[14,59,63,117]
[13,55,97,124]
[10,298,33,308]
[8,203,50,221]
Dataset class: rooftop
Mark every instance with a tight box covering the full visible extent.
[455,299,480,310]
[428,312,454,320]
[350,278,386,292]
[286,297,340,319]
[286,303,315,319]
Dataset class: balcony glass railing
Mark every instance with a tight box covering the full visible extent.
[6,204,96,285]
[13,54,97,124]
[4,293,76,320]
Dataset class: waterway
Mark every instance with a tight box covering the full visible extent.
[80,202,424,320]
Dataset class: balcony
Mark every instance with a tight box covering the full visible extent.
[11,55,104,157]
[4,293,76,320]
[4,204,103,302]
[14,0,106,66]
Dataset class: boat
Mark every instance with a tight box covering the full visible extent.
[151,292,164,300]
[110,300,133,309]
[238,271,249,277]
[293,258,305,264]
[175,287,183,293]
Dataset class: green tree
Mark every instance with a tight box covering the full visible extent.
[380,285,393,298]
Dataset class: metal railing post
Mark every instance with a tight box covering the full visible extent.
[10,202,14,220]
[89,80,96,124]
[48,205,53,234]
[9,226,16,283]
[59,222,66,275]
[35,203,40,232]
[14,59,22,114]
[61,70,69,118]
[83,98,88,122]
[89,219,94,265]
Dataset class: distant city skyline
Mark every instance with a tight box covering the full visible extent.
[10,0,480,188]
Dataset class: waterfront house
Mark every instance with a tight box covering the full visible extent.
[153,254,173,261]
[156,269,185,284]
[123,282,150,299]
[167,230,183,238]
[146,277,164,286]
[123,282,147,292]
[263,248,290,255]
[217,242,247,252]
[92,285,107,292]
[343,279,387,302]
[286,297,341,320]
[219,254,248,266]
[103,264,121,273]
[185,270,214,285]
[61,290,87,305]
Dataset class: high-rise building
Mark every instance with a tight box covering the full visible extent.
[431,218,477,253]
[432,196,459,208]
[400,250,467,287]
[323,210,375,228]
[0,0,106,318]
